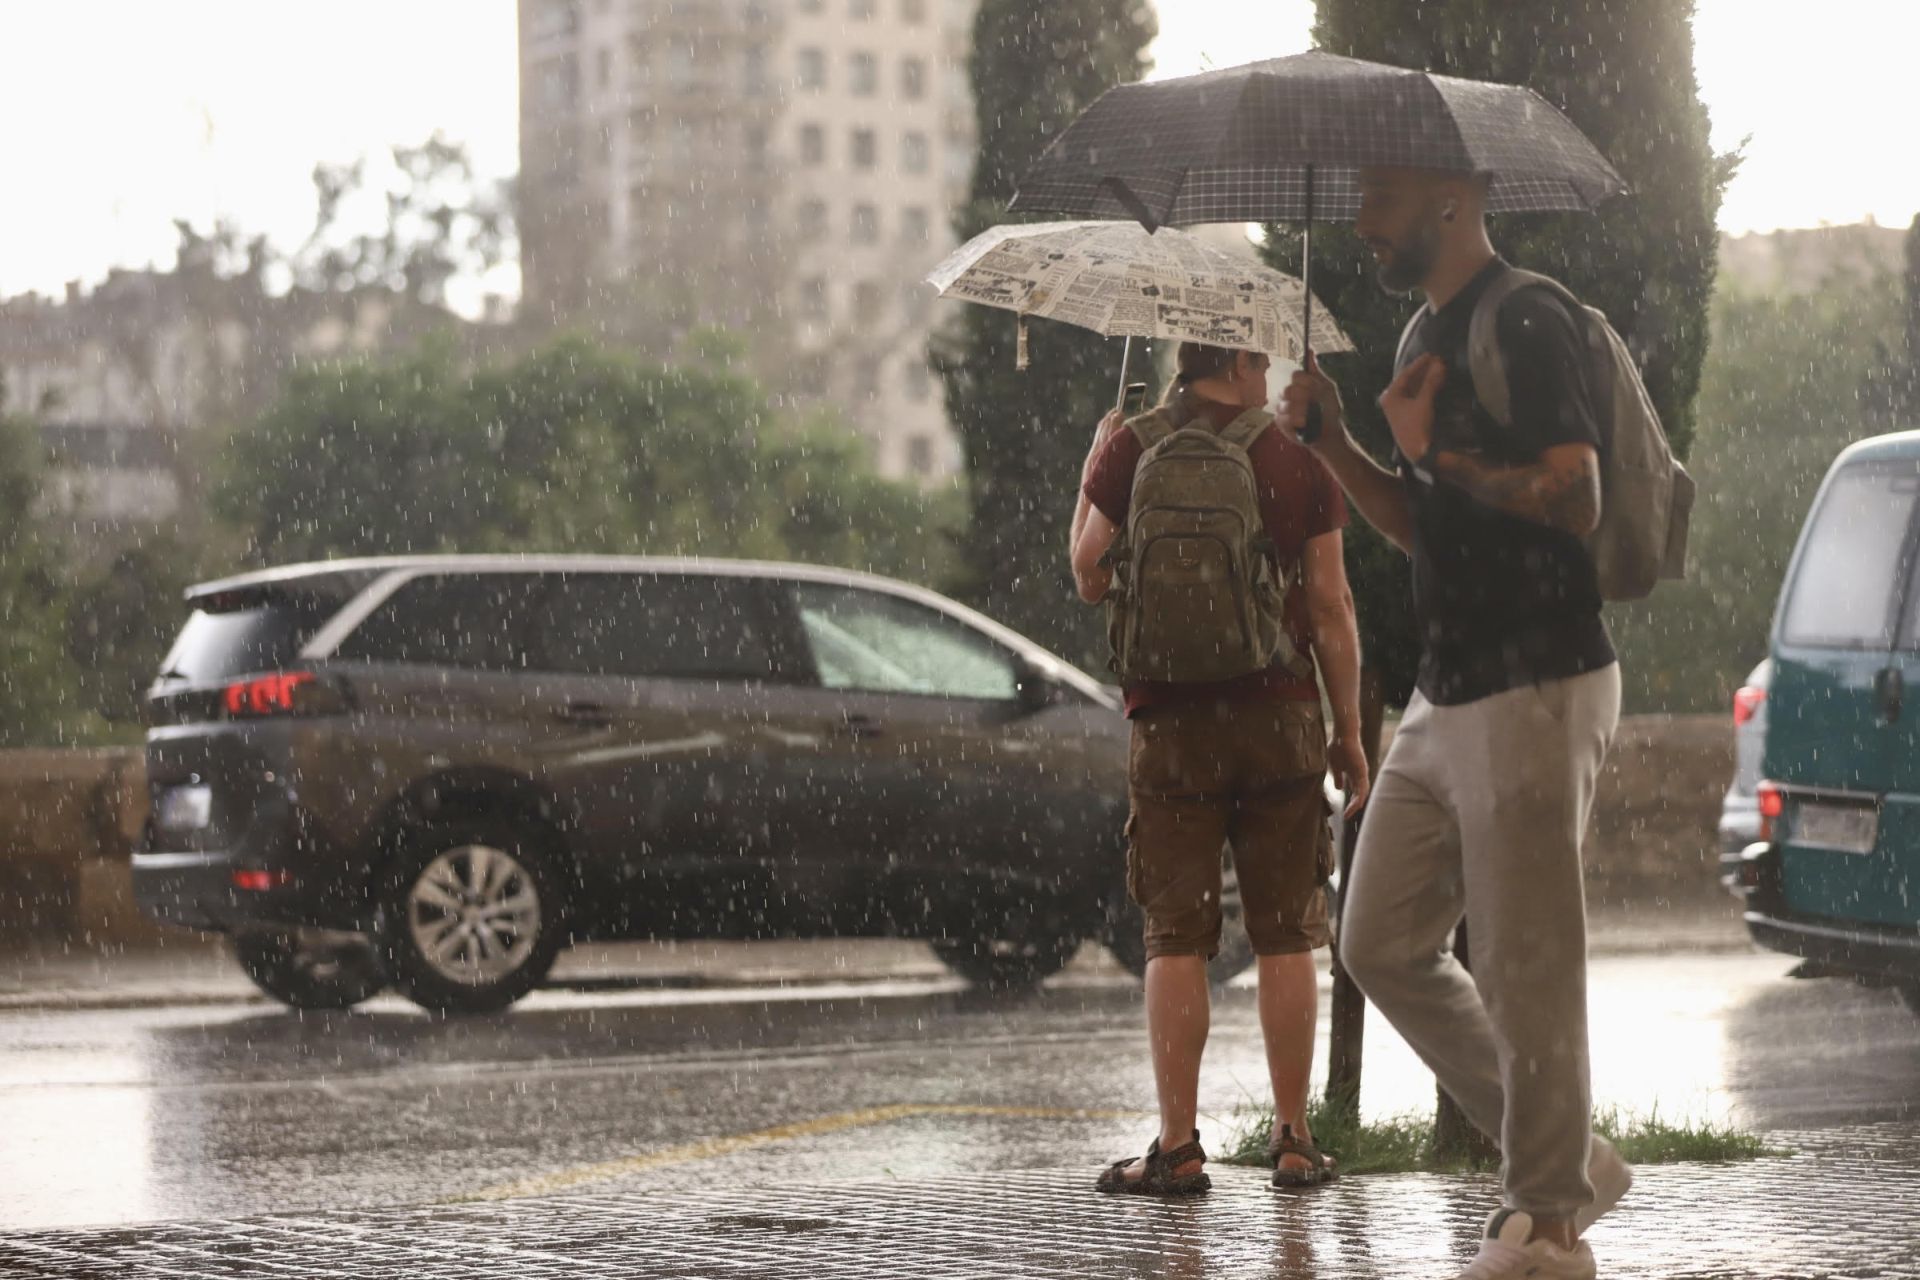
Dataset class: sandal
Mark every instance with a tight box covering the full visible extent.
[1269,1124,1338,1188]
[1095,1131,1212,1197]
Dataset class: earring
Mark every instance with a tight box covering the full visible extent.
[1442,203,1457,222]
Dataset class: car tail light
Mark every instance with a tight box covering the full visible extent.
[223,672,317,719]
[231,868,294,892]
[1757,781,1784,841]
[1733,685,1766,727]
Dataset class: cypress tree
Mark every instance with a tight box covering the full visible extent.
[1276,0,1732,713]
[932,1,1157,663]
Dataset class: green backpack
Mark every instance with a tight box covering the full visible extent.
[1102,403,1309,684]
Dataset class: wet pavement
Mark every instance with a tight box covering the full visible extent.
[1,940,1918,1243]
[1,1126,1917,1278]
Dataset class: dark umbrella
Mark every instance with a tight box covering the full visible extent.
[1010,50,1629,436]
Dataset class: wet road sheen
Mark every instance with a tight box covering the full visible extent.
[1,950,1916,1230]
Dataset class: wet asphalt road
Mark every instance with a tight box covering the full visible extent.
[2,948,1917,1232]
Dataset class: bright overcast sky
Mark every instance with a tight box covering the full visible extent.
[0,0,1913,311]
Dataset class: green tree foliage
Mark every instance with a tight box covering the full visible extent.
[62,536,201,727]
[0,396,92,746]
[933,0,1156,665]
[214,335,960,585]
[1611,269,1904,712]
[1290,0,1731,708]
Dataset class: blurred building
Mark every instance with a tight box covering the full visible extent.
[0,266,453,536]
[517,0,975,481]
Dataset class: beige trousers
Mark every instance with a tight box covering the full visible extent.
[1339,664,1620,1218]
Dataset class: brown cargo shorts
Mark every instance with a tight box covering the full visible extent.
[1126,699,1334,961]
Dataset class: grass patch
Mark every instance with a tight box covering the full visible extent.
[1221,1098,1788,1175]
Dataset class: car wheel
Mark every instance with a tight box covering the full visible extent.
[1106,849,1258,986]
[377,817,566,1015]
[1898,984,1920,1018]
[932,932,1080,990]
[233,926,386,1010]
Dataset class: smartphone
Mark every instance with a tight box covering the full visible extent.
[1123,382,1150,413]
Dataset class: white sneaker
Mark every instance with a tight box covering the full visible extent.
[1575,1136,1634,1234]
[1455,1209,1596,1280]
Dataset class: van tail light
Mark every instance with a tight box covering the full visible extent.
[232,868,294,892]
[223,671,318,719]
[1733,685,1767,727]
[1757,781,1784,841]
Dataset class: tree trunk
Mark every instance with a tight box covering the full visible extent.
[1324,664,1386,1122]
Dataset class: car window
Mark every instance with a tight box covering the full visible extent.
[1780,464,1920,650]
[335,574,546,670]
[534,573,777,680]
[791,582,1017,700]
[159,595,333,682]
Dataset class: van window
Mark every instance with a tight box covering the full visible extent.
[1779,464,1920,650]
[534,574,777,680]
[158,595,332,683]
[335,574,547,670]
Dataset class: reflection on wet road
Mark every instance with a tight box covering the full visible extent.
[0,951,1915,1230]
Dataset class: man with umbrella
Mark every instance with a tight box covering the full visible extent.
[1280,166,1626,1280]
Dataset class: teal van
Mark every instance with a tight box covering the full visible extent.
[1726,431,1920,1017]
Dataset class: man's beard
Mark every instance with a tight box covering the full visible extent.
[1374,219,1441,294]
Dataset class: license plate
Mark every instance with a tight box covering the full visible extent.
[1792,800,1878,854]
[155,784,212,832]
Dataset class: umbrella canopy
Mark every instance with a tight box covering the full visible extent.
[926,220,1353,362]
[1009,50,1629,230]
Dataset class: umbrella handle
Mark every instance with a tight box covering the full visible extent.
[1296,172,1324,443]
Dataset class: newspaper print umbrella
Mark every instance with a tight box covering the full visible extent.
[1008,51,1628,432]
[926,220,1352,407]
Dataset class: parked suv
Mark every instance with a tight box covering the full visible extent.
[134,556,1253,1011]
[1724,433,1920,1016]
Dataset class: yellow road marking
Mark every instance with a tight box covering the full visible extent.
[454,1104,1143,1202]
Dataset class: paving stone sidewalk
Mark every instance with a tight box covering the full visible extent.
[2,1124,1916,1279]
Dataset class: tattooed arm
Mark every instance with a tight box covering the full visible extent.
[1428,442,1602,538]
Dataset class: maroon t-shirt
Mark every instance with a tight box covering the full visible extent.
[1084,408,1348,718]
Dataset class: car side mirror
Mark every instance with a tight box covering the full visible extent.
[1014,657,1062,714]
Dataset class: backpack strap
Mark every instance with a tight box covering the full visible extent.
[1465,266,1584,429]
[1393,305,1427,375]
[1217,409,1274,452]
[1127,407,1177,451]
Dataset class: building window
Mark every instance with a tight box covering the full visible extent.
[904,360,933,404]
[901,0,927,21]
[743,43,769,96]
[853,362,879,399]
[799,123,826,165]
[530,0,580,40]
[854,281,883,320]
[901,281,932,323]
[798,199,828,241]
[800,277,830,319]
[901,56,926,100]
[797,47,825,90]
[901,206,930,243]
[850,128,877,169]
[667,37,698,89]
[538,55,579,110]
[793,355,829,397]
[596,45,613,91]
[745,124,769,172]
[798,0,822,12]
[901,131,930,175]
[906,434,935,476]
[850,0,874,18]
[850,51,878,96]
[851,204,880,244]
